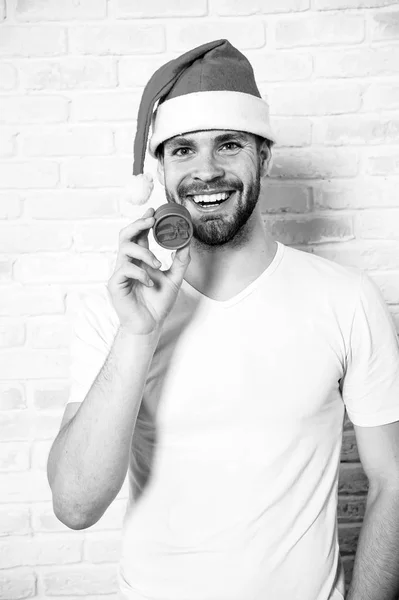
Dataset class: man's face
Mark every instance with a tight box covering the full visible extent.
[158,130,268,246]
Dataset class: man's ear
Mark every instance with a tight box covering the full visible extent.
[156,158,165,187]
[260,142,272,178]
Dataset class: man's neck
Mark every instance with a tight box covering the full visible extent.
[183,207,277,302]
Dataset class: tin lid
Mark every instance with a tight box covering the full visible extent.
[153,203,193,250]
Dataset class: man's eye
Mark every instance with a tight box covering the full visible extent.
[221,142,240,151]
[173,147,192,156]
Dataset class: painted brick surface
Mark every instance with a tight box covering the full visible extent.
[1,1,398,597]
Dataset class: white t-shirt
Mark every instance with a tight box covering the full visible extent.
[67,242,399,600]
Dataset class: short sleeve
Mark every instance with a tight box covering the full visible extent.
[341,271,399,427]
[67,286,120,405]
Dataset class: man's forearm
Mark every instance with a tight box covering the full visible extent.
[346,483,399,600]
[47,325,161,529]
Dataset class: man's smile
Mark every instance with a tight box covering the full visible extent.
[184,190,237,211]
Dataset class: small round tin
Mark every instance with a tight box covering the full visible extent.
[153,203,193,250]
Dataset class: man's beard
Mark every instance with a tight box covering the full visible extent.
[165,167,262,246]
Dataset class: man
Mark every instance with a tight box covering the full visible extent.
[47,40,399,600]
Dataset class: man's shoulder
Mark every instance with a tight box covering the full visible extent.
[280,244,363,309]
[283,243,362,285]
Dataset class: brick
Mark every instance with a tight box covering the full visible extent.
[0,26,66,58]
[366,148,399,175]
[0,537,83,568]
[167,20,266,52]
[31,381,70,410]
[0,63,17,90]
[83,532,121,562]
[115,0,207,17]
[0,161,59,189]
[314,0,397,8]
[0,128,17,158]
[276,14,364,47]
[32,503,75,532]
[338,463,369,495]
[0,471,52,502]
[15,0,106,21]
[70,91,140,122]
[338,523,362,555]
[0,258,17,281]
[14,254,110,283]
[371,9,399,41]
[0,569,37,599]
[0,384,26,410]
[0,411,62,441]
[0,350,68,380]
[313,114,399,146]
[19,57,117,91]
[344,411,353,431]
[0,259,13,282]
[42,566,118,595]
[369,272,399,304]
[315,46,399,78]
[266,117,312,147]
[0,192,22,218]
[267,215,353,245]
[64,156,132,188]
[21,125,114,157]
[247,51,312,82]
[0,285,64,316]
[356,209,399,240]
[270,83,361,115]
[342,556,355,590]
[118,55,173,87]
[313,179,399,210]
[0,319,25,347]
[337,495,367,522]
[340,431,359,462]
[270,148,359,178]
[31,439,54,469]
[0,507,31,536]
[0,95,68,124]
[214,0,309,14]
[363,82,399,111]
[0,442,30,471]
[25,190,120,219]
[0,223,72,252]
[113,124,136,154]
[259,183,311,213]
[69,24,165,55]
[316,241,399,273]
[73,221,127,252]
[27,316,69,349]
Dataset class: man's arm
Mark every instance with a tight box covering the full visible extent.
[346,420,399,600]
[47,326,160,530]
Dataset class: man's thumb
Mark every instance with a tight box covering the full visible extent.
[167,245,191,285]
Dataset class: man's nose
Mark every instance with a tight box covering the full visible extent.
[191,152,225,182]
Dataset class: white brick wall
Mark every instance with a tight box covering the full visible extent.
[0,0,398,597]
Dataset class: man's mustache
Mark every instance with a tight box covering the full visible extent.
[178,181,244,196]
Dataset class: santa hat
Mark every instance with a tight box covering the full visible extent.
[130,39,276,204]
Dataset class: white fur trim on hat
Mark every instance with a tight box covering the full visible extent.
[149,90,276,156]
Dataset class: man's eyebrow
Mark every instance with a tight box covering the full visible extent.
[166,136,195,149]
[214,131,249,144]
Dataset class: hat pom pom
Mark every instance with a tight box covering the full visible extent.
[125,173,154,205]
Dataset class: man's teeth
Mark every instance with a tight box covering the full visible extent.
[191,192,230,204]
